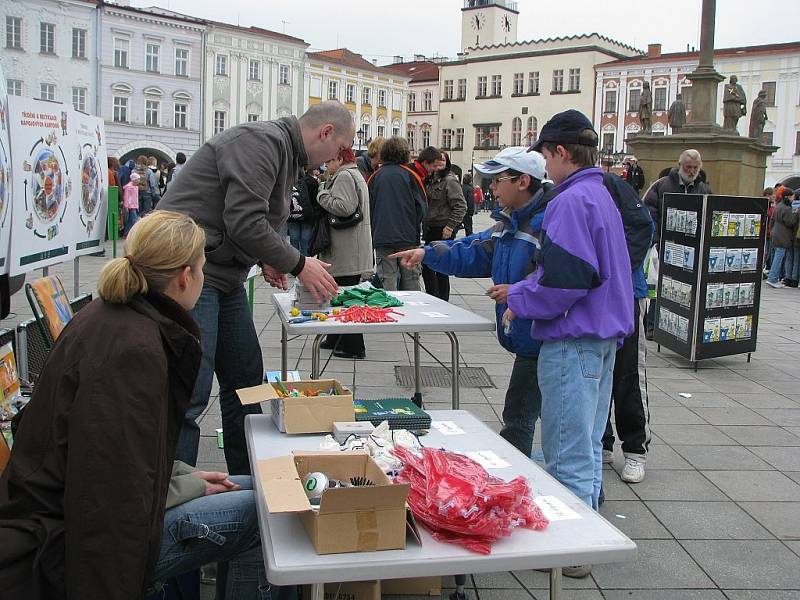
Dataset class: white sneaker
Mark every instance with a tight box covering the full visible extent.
[766,280,785,288]
[621,457,646,483]
[602,449,614,464]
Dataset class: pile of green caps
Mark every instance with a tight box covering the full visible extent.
[331,287,403,308]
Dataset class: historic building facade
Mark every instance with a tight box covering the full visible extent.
[383,58,440,157]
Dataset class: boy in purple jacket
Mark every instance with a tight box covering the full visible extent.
[505,110,634,521]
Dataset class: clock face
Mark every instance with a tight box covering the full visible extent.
[470,12,486,31]
[501,15,511,32]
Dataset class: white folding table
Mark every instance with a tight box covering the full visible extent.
[245,410,637,600]
[272,291,495,408]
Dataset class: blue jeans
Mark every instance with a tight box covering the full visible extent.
[499,355,542,458]
[768,247,787,283]
[175,284,263,475]
[785,246,800,281]
[124,209,139,236]
[538,337,616,510]
[288,221,313,256]
[153,476,296,600]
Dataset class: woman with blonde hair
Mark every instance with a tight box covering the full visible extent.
[0,211,276,600]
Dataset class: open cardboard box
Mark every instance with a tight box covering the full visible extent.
[299,580,380,600]
[381,577,442,596]
[237,379,354,434]
[257,451,420,554]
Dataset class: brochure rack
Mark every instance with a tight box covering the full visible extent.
[654,193,768,367]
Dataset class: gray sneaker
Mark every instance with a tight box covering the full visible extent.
[621,457,646,483]
[602,449,614,464]
[563,565,592,578]
[766,280,785,289]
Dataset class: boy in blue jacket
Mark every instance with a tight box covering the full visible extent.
[505,110,634,520]
[390,147,551,459]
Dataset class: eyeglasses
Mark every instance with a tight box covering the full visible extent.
[491,174,520,185]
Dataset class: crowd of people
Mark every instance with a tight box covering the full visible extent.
[764,183,800,288]
[4,96,794,598]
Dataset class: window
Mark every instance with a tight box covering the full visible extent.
[392,125,400,136]
[444,79,454,100]
[526,116,537,144]
[513,72,524,95]
[629,88,641,112]
[423,90,431,111]
[215,54,228,76]
[40,83,55,101]
[378,89,387,107]
[213,110,226,135]
[113,96,128,122]
[654,87,667,111]
[441,128,452,149]
[406,92,416,112]
[327,80,338,100]
[421,128,430,147]
[455,128,464,149]
[362,86,371,105]
[361,123,370,140]
[114,38,129,68]
[491,74,501,96]
[7,79,22,96]
[475,125,500,148]
[762,81,776,107]
[40,23,55,54]
[248,59,260,81]
[477,76,487,97]
[407,127,416,150]
[145,100,159,127]
[72,87,86,112]
[604,89,617,114]
[602,132,615,152]
[552,69,564,93]
[6,17,21,49]
[528,71,539,94]
[146,43,160,73]
[511,117,522,145]
[377,124,385,138]
[247,113,260,122]
[174,103,188,129]
[72,28,86,59]
[345,83,355,103]
[457,78,466,99]
[279,64,290,85]
[568,68,580,91]
[175,48,188,76]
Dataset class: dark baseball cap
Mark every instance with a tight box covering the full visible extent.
[529,109,598,152]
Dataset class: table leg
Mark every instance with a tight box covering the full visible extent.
[445,332,460,409]
[549,567,562,600]
[310,582,324,600]
[413,333,423,407]
[281,325,288,380]
[311,335,323,379]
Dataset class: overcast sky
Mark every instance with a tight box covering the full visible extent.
[139,0,799,62]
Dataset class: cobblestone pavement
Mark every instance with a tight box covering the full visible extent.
[8,210,800,599]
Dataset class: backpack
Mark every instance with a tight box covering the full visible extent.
[135,165,150,192]
[602,172,654,270]
[288,177,313,222]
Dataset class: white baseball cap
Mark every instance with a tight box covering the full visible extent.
[474,146,546,180]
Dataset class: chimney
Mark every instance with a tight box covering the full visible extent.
[393,55,403,64]
[371,59,378,65]
[647,43,662,58]
[414,54,425,62]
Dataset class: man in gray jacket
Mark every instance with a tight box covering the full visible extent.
[160,101,353,475]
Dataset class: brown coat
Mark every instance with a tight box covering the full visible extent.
[0,293,201,600]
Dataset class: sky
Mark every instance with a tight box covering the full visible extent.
[137,0,800,62]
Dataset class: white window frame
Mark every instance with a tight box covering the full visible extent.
[528,71,539,94]
[491,74,502,96]
[378,89,387,107]
[408,92,416,112]
[477,76,487,97]
[552,69,564,93]
[604,89,617,114]
[362,86,371,105]
[7,79,23,96]
[629,88,642,113]
[444,80,453,100]
[72,28,87,59]
[327,80,339,100]
[422,90,431,111]
[441,128,452,149]
[213,110,226,135]
[345,83,355,103]
[114,38,129,69]
[40,22,55,54]
[279,64,290,85]
[457,78,466,99]
[145,43,160,73]
[40,82,55,101]
[145,99,160,127]
[377,124,385,138]
[455,127,464,149]
[113,96,128,123]
[174,103,188,129]
[568,68,581,91]
[248,59,260,81]
[72,86,86,112]
[421,128,431,148]
[174,47,189,77]
[407,127,416,151]
[511,117,522,145]
[6,17,22,50]
[247,113,260,122]
[215,54,228,76]
[526,116,537,144]
[513,73,524,95]
[654,86,668,111]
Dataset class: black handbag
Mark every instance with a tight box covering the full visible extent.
[307,215,331,256]
[327,169,364,230]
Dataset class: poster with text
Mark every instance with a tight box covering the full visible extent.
[7,96,76,275]
[0,67,12,275]
[72,111,107,256]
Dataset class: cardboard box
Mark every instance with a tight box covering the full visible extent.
[257,451,411,554]
[300,580,380,600]
[237,379,354,434]
[381,577,442,596]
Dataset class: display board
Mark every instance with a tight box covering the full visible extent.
[0,68,12,275]
[654,193,767,363]
[72,110,108,256]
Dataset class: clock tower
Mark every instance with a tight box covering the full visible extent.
[460,1,519,52]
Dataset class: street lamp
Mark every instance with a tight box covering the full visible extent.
[356,128,365,152]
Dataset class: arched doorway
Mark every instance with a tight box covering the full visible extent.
[779,175,800,190]
[114,140,176,166]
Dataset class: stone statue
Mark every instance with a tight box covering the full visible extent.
[638,82,652,133]
[722,75,747,133]
[668,93,687,132]
[748,90,768,140]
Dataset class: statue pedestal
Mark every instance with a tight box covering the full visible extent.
[626,133,777,197]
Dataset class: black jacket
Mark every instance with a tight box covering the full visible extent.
[625,164,645,192]
[0,293,201,600]
[368,163,427,248]
[643,167,711,245]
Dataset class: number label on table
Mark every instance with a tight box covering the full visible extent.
[432,420,466,435]
[421,311,450,318]
[466,450,510,469]
[533,495,583,521]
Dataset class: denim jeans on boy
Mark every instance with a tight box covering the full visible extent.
[768,246,788,283]
[153,476,296,600]
[499,355,542,458]
[288,221,314,256]
[175,284,263,475]
[784,246,800,281]
[538,337,616,510]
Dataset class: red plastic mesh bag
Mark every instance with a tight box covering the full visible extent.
[393,446,548,554]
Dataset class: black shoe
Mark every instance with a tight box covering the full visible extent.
[319,338,336,350]
[332,349,366,360]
